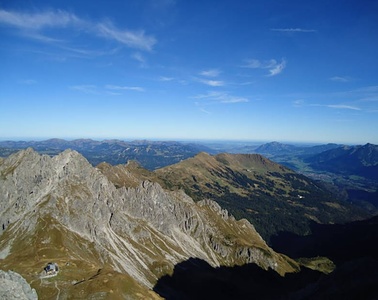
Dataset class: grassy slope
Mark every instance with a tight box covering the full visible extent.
[0,214,162,300]
[153,153,368,242]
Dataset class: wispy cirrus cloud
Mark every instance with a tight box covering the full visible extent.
[70,84,144,95]
[0,9,156,51]
[0,9,83,29]
[302,100,362,111]
[158,76,174,82]
[96,22,156,51]
[105,85,145,92]
[131,52,148,67]
[243,58,286,76]
[329,76,353,83]
[199,69,221,77]
[199,79,225,87]
[70,85,99,94]
[292,85,378,112]
[194,91,248,104]
[271,28,317,33]
[268,60,286,76]
[292,99,305,107]
[325,104,361,110]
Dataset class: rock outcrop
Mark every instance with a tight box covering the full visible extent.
[0,270,38,300]
[0,148,298,298]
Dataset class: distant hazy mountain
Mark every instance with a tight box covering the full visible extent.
[306,143,378,181]
[254,141,342,157]
[0,138,215,170]
[254,141,298,155]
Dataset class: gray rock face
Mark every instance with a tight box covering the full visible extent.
[0,149,297,289]
[0,270,38,300]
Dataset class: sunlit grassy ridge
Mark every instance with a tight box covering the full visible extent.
[152,152,368,241]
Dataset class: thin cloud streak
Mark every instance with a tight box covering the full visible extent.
[326,104,361,110]
[158,76,174,81]
[310,103,361,111]
[105,85,145,92]
[200,69,221,77]
[70,85,98,94]
[330,76,352,82]
[96,22,156,51]
[271,28,317,33]
[194,91,249,104]
[0,9,156,51]
[195,103,212,114]
[131,52,148,67]
[243,58,286,76]
[0,9,83,29]
[199,79,225,87]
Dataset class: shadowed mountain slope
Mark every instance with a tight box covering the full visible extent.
[306,143,378,181]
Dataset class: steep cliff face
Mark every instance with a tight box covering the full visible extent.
[0,149,298,299]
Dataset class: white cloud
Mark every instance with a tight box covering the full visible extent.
[158,76,174,81]
[200,69,221,77]
[0,9,156,51]
[70,84,145,95]
[131,52,147,67]
[243,59,264,69]
[96,22,156,51]
[330,76,352,82]
[271,28,317,33]
[268,59,286,76]
[194,91,248,104]
[70,85,98,94]
[195,103,212,114]
[0,9,82,29]
[310,103,361,111]
[326,104,361,110]
[105,85,145,92]
[199,79,225,87]
[292,99,305,107]
[243,58,286,76]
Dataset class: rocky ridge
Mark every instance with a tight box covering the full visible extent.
[0,148,298,299]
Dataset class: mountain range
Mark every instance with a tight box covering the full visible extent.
[0,148,299,299]
[305,143,378,181]
[0,139,214,170]
[1,140,378,298]
[252,142,378,210]
[253,141,378,182]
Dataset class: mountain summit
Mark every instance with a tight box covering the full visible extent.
[0,149,297,299]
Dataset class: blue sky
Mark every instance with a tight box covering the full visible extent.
[1,0,377,144]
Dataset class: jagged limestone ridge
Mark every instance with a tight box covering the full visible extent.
[0,148,298,289]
